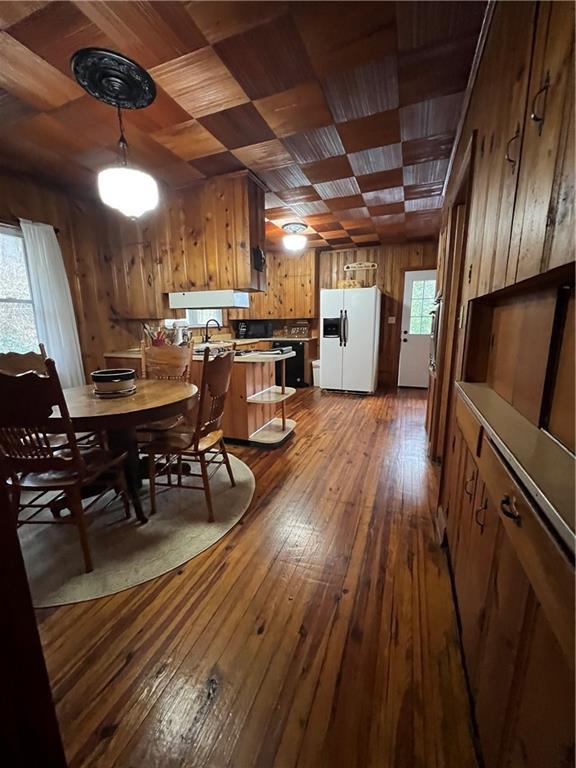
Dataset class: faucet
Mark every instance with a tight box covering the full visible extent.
[202,318,221,344]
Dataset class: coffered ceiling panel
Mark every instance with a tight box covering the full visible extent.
[188,2,288,45]
[214,13,315,99]
[0,1,49,30]
[232,139,293,171]
[322,56,399,122]
[357,169,404,193]
[0,0,486,245]
[254,81,333,138]
[152,119,225,161]
[399,92,464,141]
[314,177,361,200]
[348,145,402,176]
[151,47,248,117]
[73,0,208,69]
[283,125,345,164]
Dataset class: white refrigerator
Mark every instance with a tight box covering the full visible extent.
[320,286,381,393]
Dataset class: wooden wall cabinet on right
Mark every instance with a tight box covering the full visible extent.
[460,1,575,300]
[448,397,575,768]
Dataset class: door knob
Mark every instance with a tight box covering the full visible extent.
[402,338,407,343]
[402,330,408,334]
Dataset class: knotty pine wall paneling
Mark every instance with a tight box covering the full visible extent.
[228,248,318,320]
[0,169,143,378]
[146,172,266,294]
[318,243,437,387]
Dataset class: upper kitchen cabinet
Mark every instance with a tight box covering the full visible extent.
[152,171,266,295]
[454,1,574,300]
[102,171,266,319]
[509,1,575,283]
[461,2,536,298]
[228,249,318,320]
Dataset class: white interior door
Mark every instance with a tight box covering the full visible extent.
[398,270,437,388]
[320,289,344,389]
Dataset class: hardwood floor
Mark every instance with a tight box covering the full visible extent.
[37,388,477,768]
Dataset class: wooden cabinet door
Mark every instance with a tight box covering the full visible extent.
[504,603,575,768]
[458,480,500,688]
[446,428,466,557]
[452,445,479,601]
[473,529,532,767]
[509,1,575,283]
[478,1,536,294]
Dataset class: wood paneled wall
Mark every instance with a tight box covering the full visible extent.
[228,249,317,320]
[318,243,437,387]
[0,170,143,378]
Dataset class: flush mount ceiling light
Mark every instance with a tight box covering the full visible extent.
[71,48,159,218]
[282,222,307,252]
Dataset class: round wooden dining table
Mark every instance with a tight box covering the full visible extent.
[52,380,198,524]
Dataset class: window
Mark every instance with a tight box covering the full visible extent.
[409,278,436,335]
[164,308,223,328]
[0,227,39,353]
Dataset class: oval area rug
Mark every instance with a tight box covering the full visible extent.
[19,454,254,607]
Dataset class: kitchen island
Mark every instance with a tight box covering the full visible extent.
[103,347,296,445]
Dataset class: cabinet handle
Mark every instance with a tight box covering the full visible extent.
[474,500,488,532]
[505,125,521,171]
[464,476,475,498]
[500,495,521,525]
[530,72,550,135]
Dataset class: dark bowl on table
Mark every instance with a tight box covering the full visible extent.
[91,368,136,396]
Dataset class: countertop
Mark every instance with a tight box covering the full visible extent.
[457,382,575,553]
[103,347,296,364]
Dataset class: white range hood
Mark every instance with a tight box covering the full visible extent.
[168,290,250,309]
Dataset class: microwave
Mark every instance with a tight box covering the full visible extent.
[237,320,273,339]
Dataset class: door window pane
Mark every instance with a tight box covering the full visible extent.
[0,229,39,354]
[408,278,436,335]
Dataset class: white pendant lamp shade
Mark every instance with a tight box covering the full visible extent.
[283,233,307,251]
[282,222,307,252]
[97,166,159,218]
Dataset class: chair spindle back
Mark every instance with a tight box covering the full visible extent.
[193,348,235,448]
[141,341,193,382]
[0,358,82,477]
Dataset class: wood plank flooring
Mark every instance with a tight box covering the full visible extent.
[37,388,477,768]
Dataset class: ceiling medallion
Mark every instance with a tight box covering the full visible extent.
[71,48,156,110]
[70,48,158,218]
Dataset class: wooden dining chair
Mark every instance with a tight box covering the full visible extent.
[0,343,47,375]
[0,358,130,573]
[140,347,236,521]
[0,343,102,449]
[139,341,194,432]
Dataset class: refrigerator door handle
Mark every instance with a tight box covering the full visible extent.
[339,309,343,346]
[344,310,349,346]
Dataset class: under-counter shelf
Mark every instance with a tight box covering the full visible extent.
[249,417,296,445]
[247,385,296,404]
[456,382,575,552]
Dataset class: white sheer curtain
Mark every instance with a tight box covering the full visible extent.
[20,219,85,388]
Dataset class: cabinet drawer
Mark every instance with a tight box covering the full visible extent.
[456,394,483,457]
[478,435,574,665]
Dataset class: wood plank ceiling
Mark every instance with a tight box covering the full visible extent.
[0,1,485,247]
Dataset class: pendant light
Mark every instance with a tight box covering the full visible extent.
[282,222,307,252]
[97,107,159,218]
[71,48,159,219]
